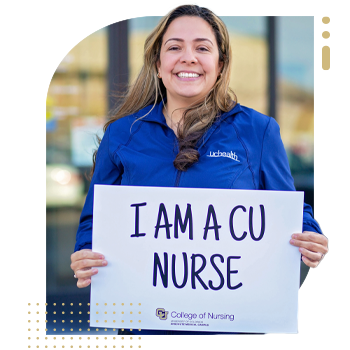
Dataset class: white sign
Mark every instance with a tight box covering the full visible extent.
[90,185,303,333]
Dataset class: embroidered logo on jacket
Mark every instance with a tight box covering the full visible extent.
[207,150,240,162]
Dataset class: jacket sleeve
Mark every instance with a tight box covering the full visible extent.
[259,117,322,234]
[74,125,124,251]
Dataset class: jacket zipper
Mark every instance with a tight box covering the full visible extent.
[173,116,225,187]
[174,135,182,187]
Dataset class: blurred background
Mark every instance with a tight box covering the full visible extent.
[46,16,314,317]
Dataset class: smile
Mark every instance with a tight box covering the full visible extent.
[176,72,200,78]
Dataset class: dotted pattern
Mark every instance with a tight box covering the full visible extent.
[28,302,142,348]
[96,303,141,332]
[322,17,330,70]
[314,16,332,164]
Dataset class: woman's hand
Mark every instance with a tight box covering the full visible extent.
[70,249,108,288]
[290,231,328,268]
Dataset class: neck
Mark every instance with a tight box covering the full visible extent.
[164,95,203,128]
[162,103,181,136]
[164,105,183,125]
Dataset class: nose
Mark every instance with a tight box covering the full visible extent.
[180,47,198,64]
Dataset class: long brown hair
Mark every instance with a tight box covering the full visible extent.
[91,5,236,176]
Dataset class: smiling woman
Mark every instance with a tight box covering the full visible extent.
[157,7,235,170]
[70,4,328,335]
[94,5,236,173]
[157,16,223,119]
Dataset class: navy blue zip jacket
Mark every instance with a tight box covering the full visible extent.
[75,101,321,252]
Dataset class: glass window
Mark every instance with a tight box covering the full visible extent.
[128,17,161,83]
[46,28,108,294]
[222,16,268,114]
[276,17,314,203]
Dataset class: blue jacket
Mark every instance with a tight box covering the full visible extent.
[74,98,322,251]
[75,101,321,251]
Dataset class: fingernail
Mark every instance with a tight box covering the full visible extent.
[100,255,105,259]
[102,260,108,266]
[292,234,298,239]
[299,248,304,252]
[290,239,295,244]
[92,269,98,274]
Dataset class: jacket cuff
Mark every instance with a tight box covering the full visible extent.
[302,222,322,235]
[74,242,92,252]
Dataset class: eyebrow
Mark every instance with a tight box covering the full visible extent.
[164,38,214,46]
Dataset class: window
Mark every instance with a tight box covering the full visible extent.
[46,28,108,293]
[277,17,314,204]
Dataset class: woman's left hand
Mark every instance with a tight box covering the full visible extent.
[290,231,328,268]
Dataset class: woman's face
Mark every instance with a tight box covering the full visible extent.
[157,16,223,108]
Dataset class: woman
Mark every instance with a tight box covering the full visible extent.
[70,4,328,332]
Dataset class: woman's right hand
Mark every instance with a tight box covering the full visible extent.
[70,249,108,288]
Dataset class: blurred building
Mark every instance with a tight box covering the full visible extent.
[46,16,314,306]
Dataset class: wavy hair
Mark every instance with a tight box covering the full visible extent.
[91,4,236,176]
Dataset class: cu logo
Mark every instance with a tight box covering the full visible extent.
[155,308,169,320]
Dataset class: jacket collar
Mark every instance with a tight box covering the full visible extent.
[134,100,168,126]
[137,100,243,126]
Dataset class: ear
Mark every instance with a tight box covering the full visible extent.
[156,60,161,71]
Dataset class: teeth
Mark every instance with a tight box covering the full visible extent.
[177,72,200,78]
